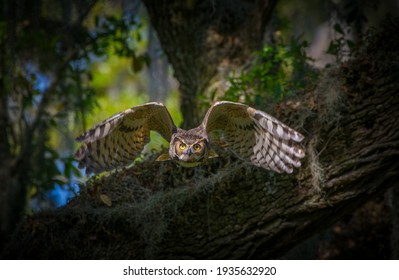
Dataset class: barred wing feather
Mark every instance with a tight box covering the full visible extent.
[203,101,305,173]
[75,102,175,174]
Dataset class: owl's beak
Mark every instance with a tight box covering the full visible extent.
[185,148,193,156]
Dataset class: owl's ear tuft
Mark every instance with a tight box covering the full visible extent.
[156,153,171,161]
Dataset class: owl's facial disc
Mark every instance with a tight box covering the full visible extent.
[173,138,207,167]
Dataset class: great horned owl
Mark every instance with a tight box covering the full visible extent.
[75,101,305,174]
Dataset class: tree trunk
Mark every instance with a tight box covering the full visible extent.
[142,0,278,129]
[0,0,27,252]
[389,186,399,259]
[3,18,399,260]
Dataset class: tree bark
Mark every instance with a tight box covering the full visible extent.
[0,0,27,252]
[3,18,399,260]
[142,0,278,129]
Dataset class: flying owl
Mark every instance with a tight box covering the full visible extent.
[75,101,305,174]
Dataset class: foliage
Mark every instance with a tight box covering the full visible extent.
[91,14,150,71]
[222,37,316,108]
[327,23,356,63]
[0,1,147,210]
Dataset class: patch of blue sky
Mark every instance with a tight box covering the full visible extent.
[48,159,83,207]
[25,62,50,94]
[69,58,89,72]
[48,182,80,207]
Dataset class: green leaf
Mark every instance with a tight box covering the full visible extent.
[132,56,143,73]
[327,41,338,55]
[71,165,82,177]
[334,23,344,35]
[346,39,356,50]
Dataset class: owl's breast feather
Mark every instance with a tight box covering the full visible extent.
[175,161,203,168]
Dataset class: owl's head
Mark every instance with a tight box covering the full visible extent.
[170,136,208,167]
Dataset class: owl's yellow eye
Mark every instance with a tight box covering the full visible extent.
[179,143,186,150]
[193,144,201,151]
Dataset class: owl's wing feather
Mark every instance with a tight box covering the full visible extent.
[203,101,305,173]
[75,102,176,174]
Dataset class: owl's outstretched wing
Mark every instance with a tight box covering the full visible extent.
[75,102,176,174]
[203,101,305,173]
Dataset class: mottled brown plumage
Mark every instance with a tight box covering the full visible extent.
[75,101,305,174]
